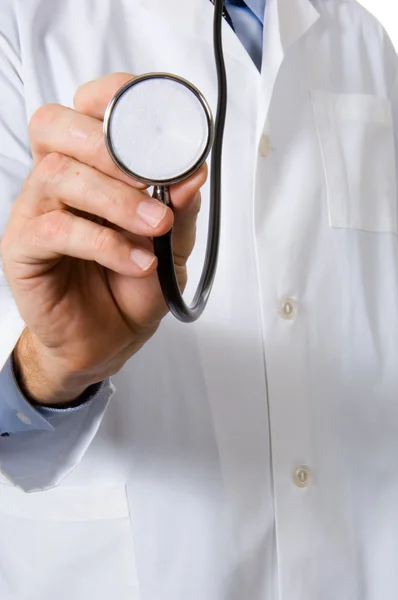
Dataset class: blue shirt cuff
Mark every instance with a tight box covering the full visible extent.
[0,355,104,436]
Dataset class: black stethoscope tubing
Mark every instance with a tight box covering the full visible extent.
[153,0,227,322]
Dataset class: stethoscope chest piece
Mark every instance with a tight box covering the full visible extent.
[104,73,214,186]
[103,1,227,323]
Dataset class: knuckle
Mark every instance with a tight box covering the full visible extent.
[173,254,187,269]
[39,209,72,242]
[87,126,105,157]
[93,226,119,254]
[36,152,71,186]
[174,243,194,268]
[105,189,122,216]
[28,103,62,138]
[106,184,133,217]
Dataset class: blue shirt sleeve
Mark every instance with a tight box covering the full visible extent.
[0,355,103,436]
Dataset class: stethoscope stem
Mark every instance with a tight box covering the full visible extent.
[153,0,227,322]
[153,185,171,208]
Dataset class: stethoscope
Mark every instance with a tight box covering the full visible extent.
[104,0,227,323]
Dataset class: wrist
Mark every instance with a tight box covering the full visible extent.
[13,330,95,406]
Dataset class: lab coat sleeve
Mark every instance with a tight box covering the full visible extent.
[0,0,113,492]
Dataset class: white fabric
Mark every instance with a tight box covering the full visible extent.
[108,77,210,181]
[1,0,398,599]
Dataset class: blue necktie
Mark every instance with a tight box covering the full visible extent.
[232,0,265,25]
[209,0,264,70]
[224,0,264,69]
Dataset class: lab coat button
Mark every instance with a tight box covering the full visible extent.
[16,412,32,425]
[259,134,271,157]
[293,465,312,488]
[280,298,297,320]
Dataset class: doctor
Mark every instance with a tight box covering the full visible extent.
[1,0,398,599]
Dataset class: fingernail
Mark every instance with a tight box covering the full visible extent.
[137,200,167,228]
[130,248,156,271]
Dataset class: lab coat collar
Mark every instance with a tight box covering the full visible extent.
[275,0,320,52]
[144,0,320,73]
[222,0,321,64]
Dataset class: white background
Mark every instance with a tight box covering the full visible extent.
[358,0,398,49]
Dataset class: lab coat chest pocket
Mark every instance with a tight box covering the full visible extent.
[0,483,140,600]
[310,90,398,234]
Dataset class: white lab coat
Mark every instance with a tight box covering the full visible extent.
[1,0,398,599]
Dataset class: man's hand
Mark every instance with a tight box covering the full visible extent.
[1,73,206,405]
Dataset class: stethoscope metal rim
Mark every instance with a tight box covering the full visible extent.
[103,72,215,186]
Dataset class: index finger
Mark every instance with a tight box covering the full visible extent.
[74,72,136,120]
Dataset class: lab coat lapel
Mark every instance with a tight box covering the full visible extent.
[258,0,320,132]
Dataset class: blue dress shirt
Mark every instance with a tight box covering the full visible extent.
[0,355,104,436]
[0,0,266,436]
